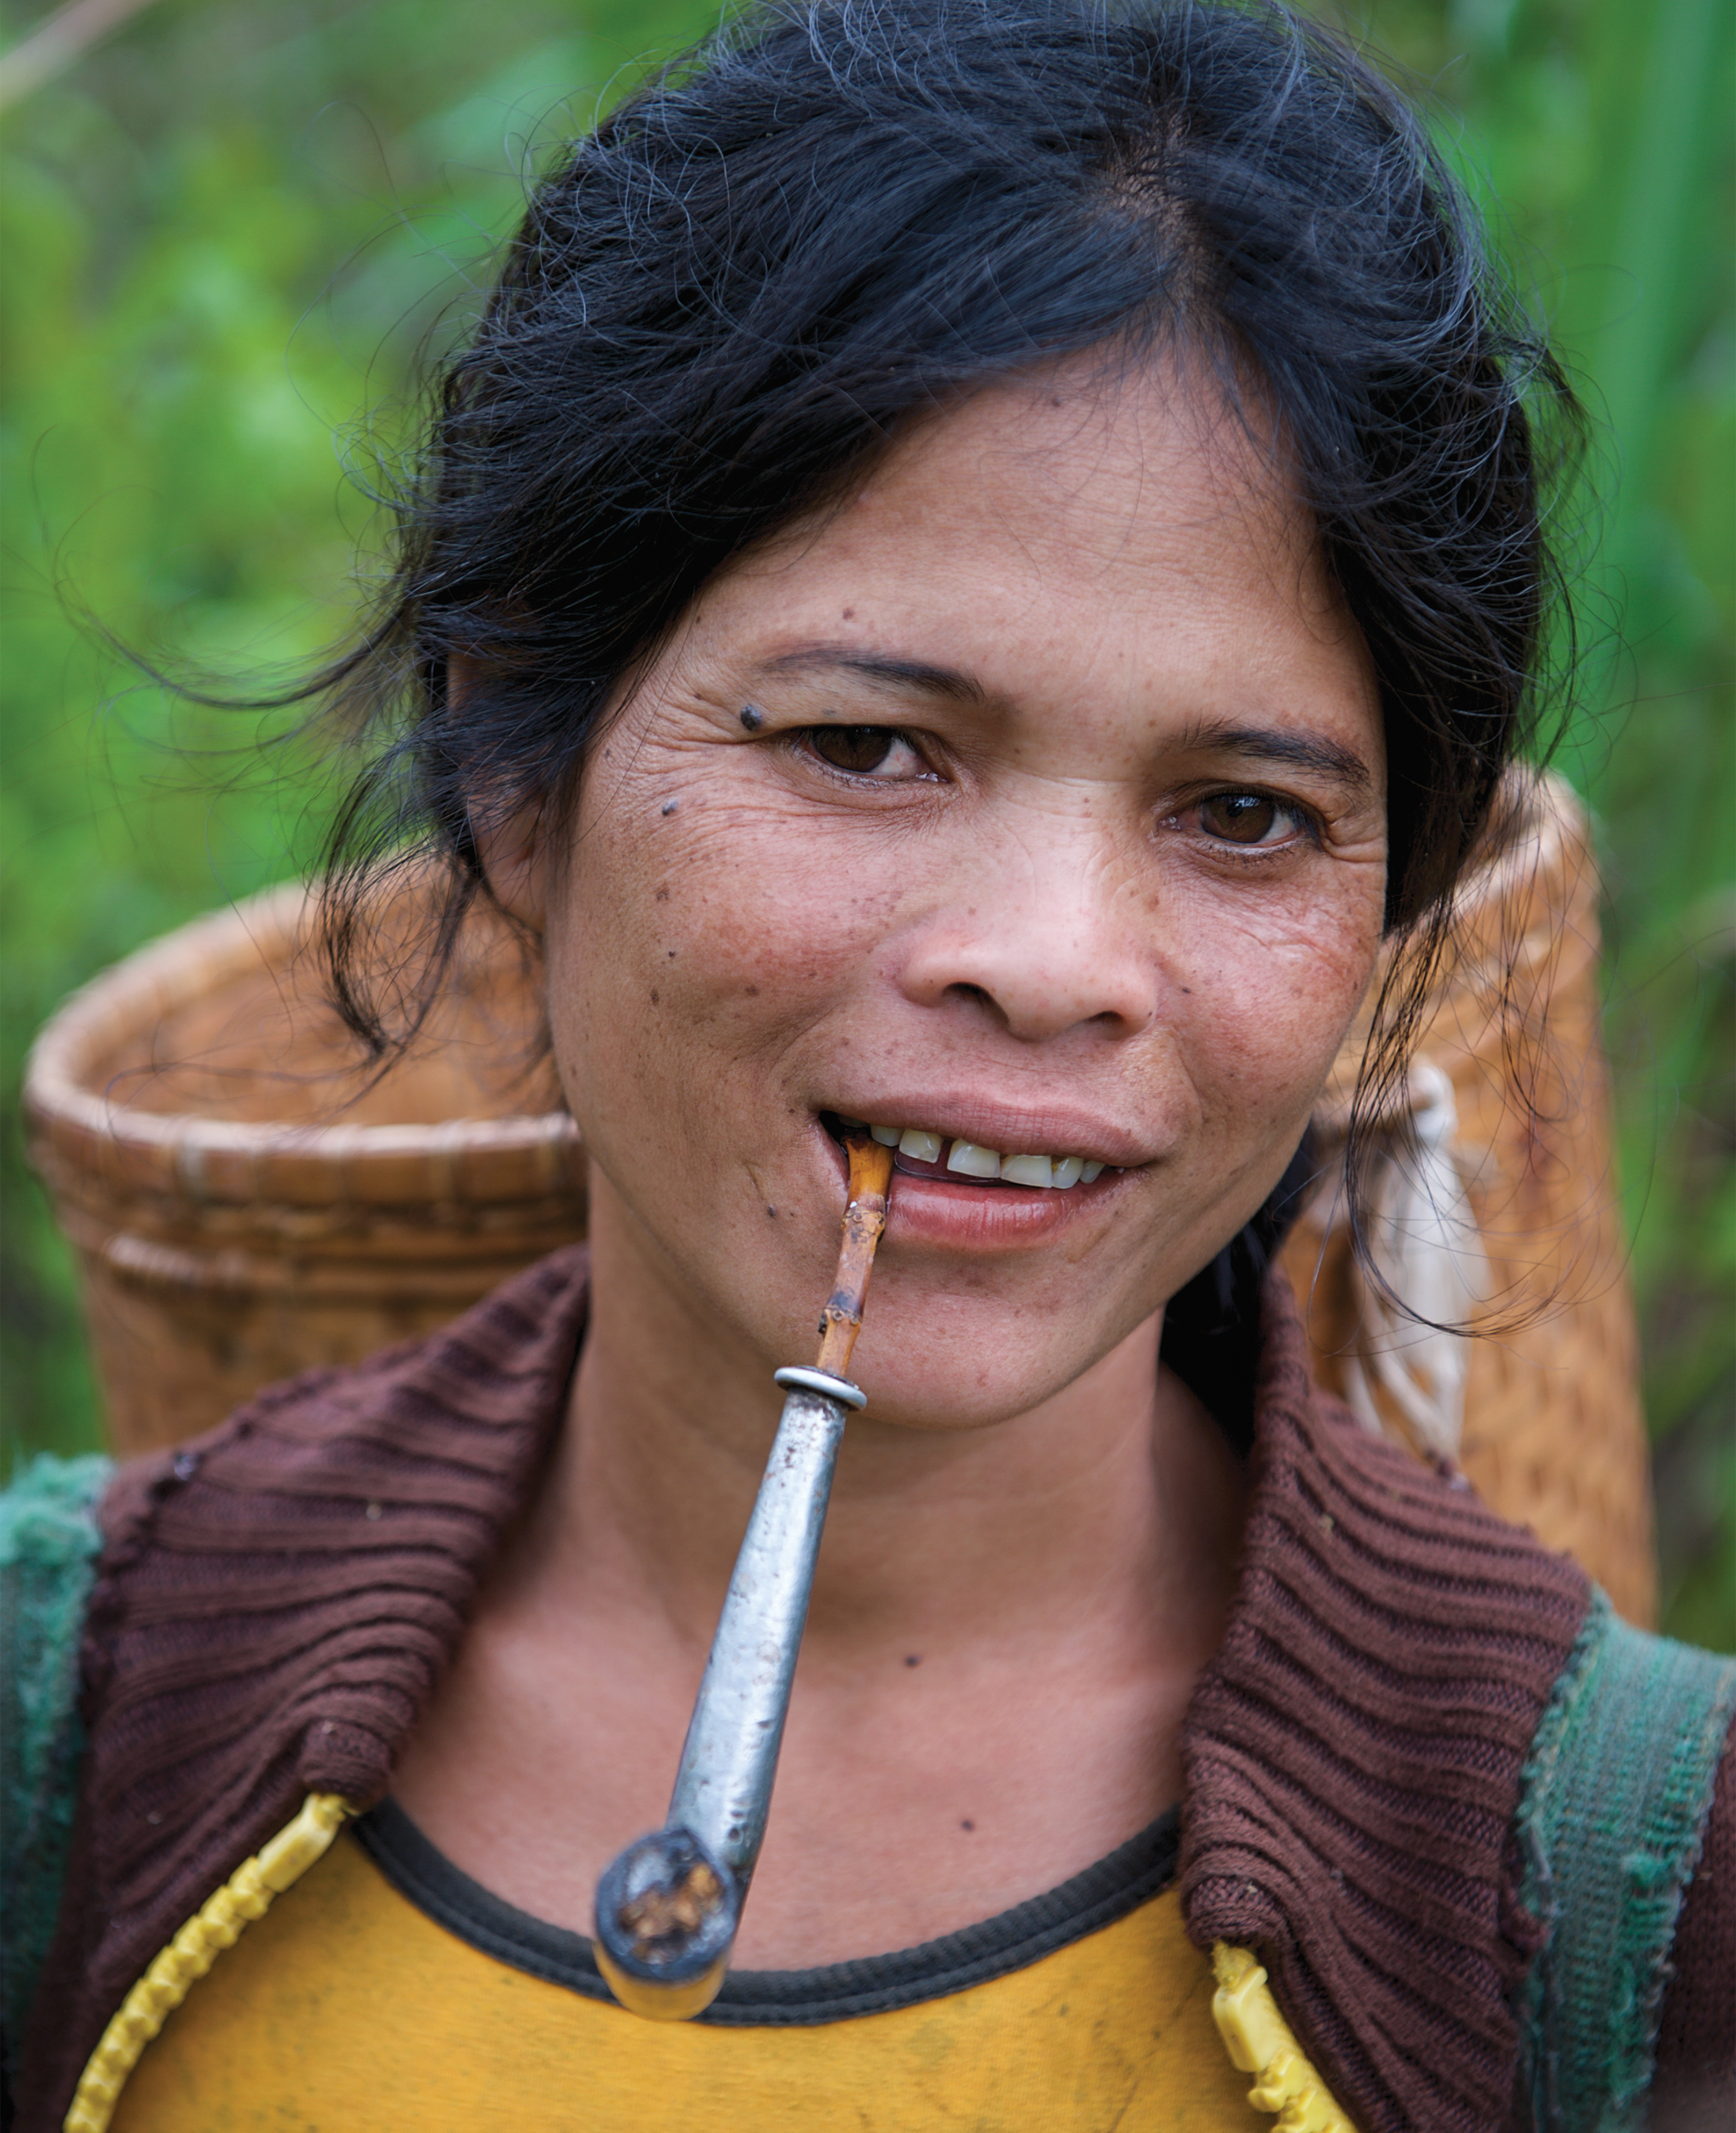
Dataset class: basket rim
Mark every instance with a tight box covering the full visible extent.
[23,879,581,1205]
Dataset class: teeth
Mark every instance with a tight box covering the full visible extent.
[841,1116,1116,1189]
[1000,1152,1053,1188]
[946,1140,1003,1179]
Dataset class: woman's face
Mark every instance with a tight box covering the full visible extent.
[531,361,1387,1427]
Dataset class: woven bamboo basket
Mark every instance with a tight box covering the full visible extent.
[1274,771,1655,1623]
[23,882,583,1458]
[23,770,1655,1620]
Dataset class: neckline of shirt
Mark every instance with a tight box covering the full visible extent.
[356,1795,1181,2026]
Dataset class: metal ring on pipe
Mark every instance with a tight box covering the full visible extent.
[772,1365,867,1410]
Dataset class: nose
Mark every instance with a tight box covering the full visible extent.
[896,813,1160,1043]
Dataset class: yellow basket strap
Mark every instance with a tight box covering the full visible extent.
[1212,1942,1357,2131]
[64,1791,354,2133]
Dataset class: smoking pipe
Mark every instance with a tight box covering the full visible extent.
[592,1132,895,2019]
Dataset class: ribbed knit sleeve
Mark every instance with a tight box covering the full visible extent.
[1179,1268,1591,2133]
[15,1247,589,2133]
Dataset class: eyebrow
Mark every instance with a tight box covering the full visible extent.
[1173,717,1374,790]
[760,645,987,704]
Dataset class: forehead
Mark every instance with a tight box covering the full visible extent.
[694,354,1364,716]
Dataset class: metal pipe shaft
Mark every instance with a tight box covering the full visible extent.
[668,1377,856,1879]
[593,1136,893,2020]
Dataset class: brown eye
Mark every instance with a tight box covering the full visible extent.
[808,726,903,775]
[1200,792,1284,844]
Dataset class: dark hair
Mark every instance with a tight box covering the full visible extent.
[311,0,1583,1392]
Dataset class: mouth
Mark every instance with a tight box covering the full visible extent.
[821,1112,1120,1193]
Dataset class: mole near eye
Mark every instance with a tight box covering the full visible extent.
[1201,793,1282,844]
[740,705,765,731]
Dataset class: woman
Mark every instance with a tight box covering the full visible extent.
[6,3,1731,2128]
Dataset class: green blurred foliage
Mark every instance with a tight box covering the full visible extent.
[2,0,1731,1645]
[1326,0,1736,1650]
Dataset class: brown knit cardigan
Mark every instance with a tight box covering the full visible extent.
[17,1250,1735,2131]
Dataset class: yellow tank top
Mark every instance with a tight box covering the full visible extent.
[110,1802,1260,2131]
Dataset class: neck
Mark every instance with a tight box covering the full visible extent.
[512,1173,1248,1688]
[389,1174,1255,1963]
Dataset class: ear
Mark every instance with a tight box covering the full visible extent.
[450,653,547,932]
[474,803,546,933]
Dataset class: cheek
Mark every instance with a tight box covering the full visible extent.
[543,788,894,1131]
[1167,870,1385,1135]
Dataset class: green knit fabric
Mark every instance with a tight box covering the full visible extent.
[1514,1587,1736,2133]
[0,1452,111,2060]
